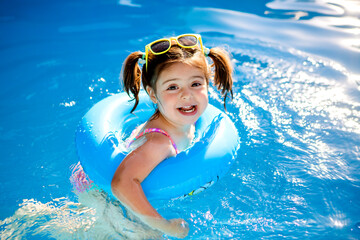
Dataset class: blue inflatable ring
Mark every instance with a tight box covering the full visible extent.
[76,91,239,201]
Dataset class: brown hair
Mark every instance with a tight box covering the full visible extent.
[122,44,233,113]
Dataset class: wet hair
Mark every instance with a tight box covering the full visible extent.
[122,44,233,113]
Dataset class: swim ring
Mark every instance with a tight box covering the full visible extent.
[75,91,239,201]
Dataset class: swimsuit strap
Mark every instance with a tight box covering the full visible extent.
[127,128,179,154]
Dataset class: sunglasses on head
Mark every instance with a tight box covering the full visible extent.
[143,34,207,71]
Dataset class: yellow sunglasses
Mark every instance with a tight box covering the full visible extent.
[143,33,207,71]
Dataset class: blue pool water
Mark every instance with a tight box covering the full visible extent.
[1,0,360,239]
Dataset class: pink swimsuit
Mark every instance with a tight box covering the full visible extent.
[126,128,179,154]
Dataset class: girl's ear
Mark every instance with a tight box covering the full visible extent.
[146,86,157,104]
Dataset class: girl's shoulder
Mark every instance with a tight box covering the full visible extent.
[126,124,178,156]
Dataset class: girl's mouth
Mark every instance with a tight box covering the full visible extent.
[178,105,197,115]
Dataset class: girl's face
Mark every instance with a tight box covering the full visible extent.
[147,62,209,128]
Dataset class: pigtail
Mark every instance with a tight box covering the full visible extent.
[122,51,143,113]
[208,47,234,110]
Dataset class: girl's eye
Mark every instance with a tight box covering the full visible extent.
[167,85,178,90]
[192,82,202,87]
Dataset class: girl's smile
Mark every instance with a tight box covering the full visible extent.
[177,105,197,115]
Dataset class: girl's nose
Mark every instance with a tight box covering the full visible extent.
[181,88,192,100]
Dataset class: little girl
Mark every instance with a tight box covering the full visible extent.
[111,33,234,238]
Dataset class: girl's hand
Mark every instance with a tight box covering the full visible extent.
[144,217,189,238]
[165,218,189,239]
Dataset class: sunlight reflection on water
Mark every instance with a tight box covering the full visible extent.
[0,0,359,239]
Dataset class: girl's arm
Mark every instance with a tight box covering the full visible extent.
[111,133,189,238]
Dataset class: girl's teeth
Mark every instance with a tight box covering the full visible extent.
[180,105,195,112]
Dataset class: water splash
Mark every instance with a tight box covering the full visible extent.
[0,194,163,240]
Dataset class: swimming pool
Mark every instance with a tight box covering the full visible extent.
[0,0,359,239]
